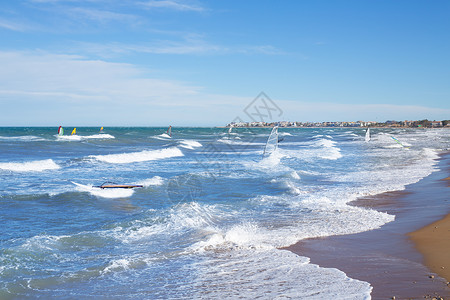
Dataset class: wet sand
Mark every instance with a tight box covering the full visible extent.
[286,153,450,299]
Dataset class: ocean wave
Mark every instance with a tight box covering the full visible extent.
[90,147,184,164]
[151,133,171,140]
[190,249,372,299]
[0,135,48,142]
[56,134,115,141]
[179,139,202,150]
[107,202,221,244]
[279,132,293,137]
[192,222,272,252]
[135,176,165,187]
[217,138,264,146]
[314,138,343,160]
[0,159,60,172]
[100,257,148,275]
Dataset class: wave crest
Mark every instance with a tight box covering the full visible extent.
[0,159,60,172]
[91,147,184,164]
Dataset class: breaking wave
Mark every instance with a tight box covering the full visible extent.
[0,159,60,172]
[90,147,184,164]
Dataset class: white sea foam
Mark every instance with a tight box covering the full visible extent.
[136,176,165,187]
[72,182,134,198]
[91,147,183,164]
[84,134,115,139]
[56,134,114,141]
[217,138,264,146]
[152,133,171,140]
[0,159,60,172]
[289,170,301,179]
[100,257,148,275]
[0,135,47,142]
[109,202,222,244]
[179,139,202,149]
[279,132,293,136]
[314,138,343,160]
[191,249,372,299]
[56,135,83,141]
[193,222,271,251]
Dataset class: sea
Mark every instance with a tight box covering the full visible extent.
[0,126,449,299]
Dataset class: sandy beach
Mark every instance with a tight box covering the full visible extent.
[409,214,450,283]
[286,153,450,299]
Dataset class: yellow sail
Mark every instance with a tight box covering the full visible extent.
[71,128,76,135]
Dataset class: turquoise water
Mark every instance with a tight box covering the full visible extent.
[0,127,448,299]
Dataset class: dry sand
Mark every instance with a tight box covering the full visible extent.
[409,212,450,282]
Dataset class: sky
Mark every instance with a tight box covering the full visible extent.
[0,0,449,126]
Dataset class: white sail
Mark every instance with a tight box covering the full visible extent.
[228,127,232,134]
[365,128,370,142]
[263,126,279,158]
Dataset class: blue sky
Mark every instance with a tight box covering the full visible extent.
[0,0,449,126]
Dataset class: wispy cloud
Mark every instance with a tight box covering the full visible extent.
[68,34,285,57]
[0,19,28,32]
[140,0,205,12]
[0,50,247,126]
[279,99,450,123]
[66,7,140,24]
[0,51,200,103]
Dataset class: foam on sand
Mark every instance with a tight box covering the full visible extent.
[0,159,60,172]
[91,147,184,164]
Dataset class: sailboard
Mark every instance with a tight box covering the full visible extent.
[365,128,371,142]
[228,127,232,134]
[262,126,279,158]
[94,182,143,189]
[100,126,104,133]
[58,126,64,136]
[167,126,172,137]
[71,128,76,135]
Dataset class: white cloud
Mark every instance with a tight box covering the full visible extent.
[278,100,450,122]
[0,19,28,32]
[66,7,140,24]
[0,50,245,126]
[0,51,200,103]
[140,0,205,12]
[68,36,284,57]
[1,50,447,126]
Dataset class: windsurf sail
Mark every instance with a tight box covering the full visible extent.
[58,126,64,136]
[167,126,172,137]
[391,136,408,148]
[365,128,371,142]
[71,128,76,135]
[100,126,104,133]
[228,127,232,134]
[262,126,279,158]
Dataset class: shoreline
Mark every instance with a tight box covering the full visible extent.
[285,152,450,299]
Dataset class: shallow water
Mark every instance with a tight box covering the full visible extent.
[0,126,449,299]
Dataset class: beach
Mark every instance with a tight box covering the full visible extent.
[286,153,450,299]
